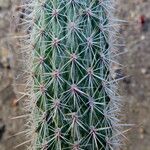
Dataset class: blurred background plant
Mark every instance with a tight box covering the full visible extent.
[0,0,150,150]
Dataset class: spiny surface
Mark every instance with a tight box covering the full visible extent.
[21,0,122,149]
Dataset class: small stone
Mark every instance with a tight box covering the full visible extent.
[140,134,144,139]
[12,98,19,107]
[141,35,145,40]
[0,0,11,8]
[131,83,136,87]
[141,68,147,74]
[139,127,145,139]
[131,12,136,18]
[0,47,10,68]
[141,67,150,75]
[139,127,144,134]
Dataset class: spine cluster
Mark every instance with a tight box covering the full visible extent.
[19,0,123,149]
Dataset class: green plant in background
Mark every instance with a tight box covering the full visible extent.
[19,0,123,149]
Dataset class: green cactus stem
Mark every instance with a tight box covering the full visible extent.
[19,0,123,149]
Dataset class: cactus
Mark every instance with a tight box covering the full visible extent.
[19,0,123,149]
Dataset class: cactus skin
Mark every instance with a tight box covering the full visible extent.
[20,0,122,149]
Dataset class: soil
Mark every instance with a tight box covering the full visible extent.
[118,0,150,150]
[0,0,150,150]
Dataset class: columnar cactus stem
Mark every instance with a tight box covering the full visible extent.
[19,0,123,149]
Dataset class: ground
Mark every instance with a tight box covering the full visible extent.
[119,0,150,150]
[0,0,150,150]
